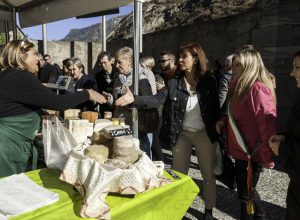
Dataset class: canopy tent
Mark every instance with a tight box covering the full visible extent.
[0,0,145,137]
[0,0,132,32]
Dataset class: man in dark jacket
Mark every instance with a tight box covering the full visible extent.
[95,51,117,117]
[43,54,63,76]
[37,53,59,84]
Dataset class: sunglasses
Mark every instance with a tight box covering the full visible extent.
[159,59,171,63]
[20,38,29,53]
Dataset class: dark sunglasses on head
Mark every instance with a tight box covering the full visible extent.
[20,38,29,53]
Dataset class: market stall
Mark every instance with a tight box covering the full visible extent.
[10,168,199,220]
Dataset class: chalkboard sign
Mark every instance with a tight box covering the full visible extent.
[109,128,132,137]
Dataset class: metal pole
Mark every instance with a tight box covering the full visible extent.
[12,8,17,40]
[132,0,143,138]
[5,21,9,43]
[17,26,27,39]
[102,15,106,51]
[42,24,48,54]
[139,2,143,53]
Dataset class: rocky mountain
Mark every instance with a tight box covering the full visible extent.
[62,16,125,42]
[63,0,260,42]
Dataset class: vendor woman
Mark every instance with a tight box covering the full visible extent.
[0,40,107,177]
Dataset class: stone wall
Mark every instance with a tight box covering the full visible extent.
[106,0,300,128]
[36,40,102,75]
[38,0,299,127]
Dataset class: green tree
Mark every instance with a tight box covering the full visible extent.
[0,33,5,45]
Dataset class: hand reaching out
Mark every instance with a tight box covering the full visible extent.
[115,86,134,106]
[156,82,165,91]
[87,89,107,104]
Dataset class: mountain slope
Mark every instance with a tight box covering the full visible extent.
[62,16,124,42]
[63,0,261,42]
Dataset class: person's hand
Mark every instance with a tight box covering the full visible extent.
[115,86,134,106]
[156,82,165,91]
[87,89,107,104]
[268,134,285,155]
[102,91,110,99]
[216,120,225,134]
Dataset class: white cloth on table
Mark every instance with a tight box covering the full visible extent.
[0,173,59,219]
[60,144,171,220]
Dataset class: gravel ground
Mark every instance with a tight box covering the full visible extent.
[162,150,289,220]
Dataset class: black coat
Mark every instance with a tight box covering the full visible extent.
[135,73,220,146]
[94,68,117,94]
[38,63,59,83]
[279,90,300,183]
[75,74,96,111]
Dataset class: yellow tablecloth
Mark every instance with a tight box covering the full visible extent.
[11,169,199,220]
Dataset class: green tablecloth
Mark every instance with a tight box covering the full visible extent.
[11,169,199,220]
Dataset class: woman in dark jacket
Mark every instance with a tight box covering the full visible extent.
[116,43,220,220]
[0,40,106,178]
[66,57,96,111]
[269,50,300,220]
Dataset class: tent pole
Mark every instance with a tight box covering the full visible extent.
[42,24,48,54]
[5,21,10,43]
[12,8,17,40]
[102,15,106,51]
[139,2,143,53]
[132,0,143,138]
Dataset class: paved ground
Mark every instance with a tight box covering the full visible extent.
[162,150,288,220]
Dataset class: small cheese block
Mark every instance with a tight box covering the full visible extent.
[91,135,113,158]
[113,136,139,148]
[94,119,113,132]
[67,119,89,143]
[86,122,94,137]
[92,131,106,143]
[85,145,109,164]
[81,111,99,123]
[64,109,80,119]
[113,146,141,157]
[114,154,140,165]
[45,110,59,115]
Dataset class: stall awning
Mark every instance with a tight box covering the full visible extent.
[0,0,133,32]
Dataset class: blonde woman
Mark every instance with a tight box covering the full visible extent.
[0,40,106,177]
[217,48,277,220]
[140,56,157,95]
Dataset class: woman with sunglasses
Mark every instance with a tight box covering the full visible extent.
[0,40,106,177]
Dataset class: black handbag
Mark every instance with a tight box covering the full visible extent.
[138,108,159,133]
[215,138,236,190]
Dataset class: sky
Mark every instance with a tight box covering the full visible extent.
[21,4,133,41]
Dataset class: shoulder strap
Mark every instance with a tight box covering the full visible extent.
[227,99,251,156]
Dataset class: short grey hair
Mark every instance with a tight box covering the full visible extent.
[140,56,155,69]
[115,47,133,62]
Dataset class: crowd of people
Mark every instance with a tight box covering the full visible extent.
[0,39,299,220]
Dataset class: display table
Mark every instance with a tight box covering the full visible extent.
[11,168,199,220]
